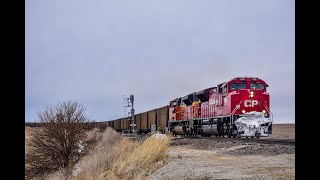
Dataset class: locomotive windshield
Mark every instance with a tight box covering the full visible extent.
[250,83,265,90]
[230,83,246,90]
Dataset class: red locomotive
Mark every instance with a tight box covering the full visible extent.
[168,77,273,138]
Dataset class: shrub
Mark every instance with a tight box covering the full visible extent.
[25,101,90,179]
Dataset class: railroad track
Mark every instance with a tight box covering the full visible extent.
[174,136,295,146]
[228,137,295,146]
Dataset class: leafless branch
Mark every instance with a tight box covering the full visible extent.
[25,101,90,179]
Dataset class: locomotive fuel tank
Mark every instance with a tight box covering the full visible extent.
[202,119,211,125]
[202,118,220,125]
[211,118,220,124]
[202,124,221,135]
[173,125,191,135]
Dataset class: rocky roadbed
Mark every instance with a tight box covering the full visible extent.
[149,137,295,180]
[170,138,295,156]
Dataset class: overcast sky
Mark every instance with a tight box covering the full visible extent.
[26,0,295,123]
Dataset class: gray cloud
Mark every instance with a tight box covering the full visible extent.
[26,0,294,123]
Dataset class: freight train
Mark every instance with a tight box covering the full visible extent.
[25,77,273,138]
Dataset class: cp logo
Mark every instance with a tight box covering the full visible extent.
[244,100,258,107]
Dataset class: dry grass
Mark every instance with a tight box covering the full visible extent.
[72,127,126,180]
[25,127,43,179]
[74,128,170,180]
[25,127,39,153]
[26,127,170,180]
[46,169,67,180]
[85,127,103,142]
[104,134,170,180]
[84,127,103,152]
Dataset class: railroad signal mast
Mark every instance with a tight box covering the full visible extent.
[123,94,135,132]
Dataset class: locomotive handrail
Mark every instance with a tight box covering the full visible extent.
[231,101,242,115]
[263,102,271,114]
[263,102,273,122]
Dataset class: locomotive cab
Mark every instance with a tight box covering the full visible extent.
[226,77,272,137]
[227,77,270,117]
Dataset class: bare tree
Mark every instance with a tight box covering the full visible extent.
[25,101,90,179]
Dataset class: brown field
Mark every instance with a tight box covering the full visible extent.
[267,123,295,140]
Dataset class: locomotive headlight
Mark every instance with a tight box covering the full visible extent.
[262,110,266,114]
[250,91,254,98]
[242,110,246,113]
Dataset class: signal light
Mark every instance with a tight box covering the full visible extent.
[242,110,246,113]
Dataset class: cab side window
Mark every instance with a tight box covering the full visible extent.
[223,85,227,94]
[230,84,237,90]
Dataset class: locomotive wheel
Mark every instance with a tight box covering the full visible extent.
[246,137,248,138]
[256,137,260,139]
[227,130,232,138]
[251,137,254,138]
